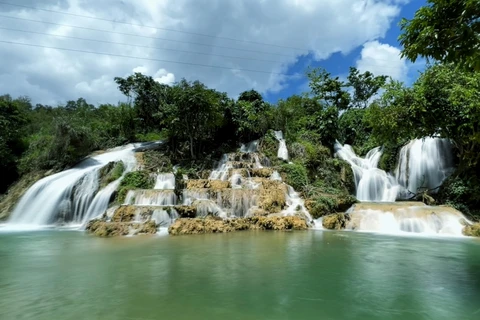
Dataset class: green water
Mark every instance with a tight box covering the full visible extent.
[1,230,480,320]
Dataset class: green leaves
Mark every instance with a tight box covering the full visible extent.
[399,0,480,71]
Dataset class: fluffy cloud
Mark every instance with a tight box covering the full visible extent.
[356,40,409,81]
[0,0,409,105]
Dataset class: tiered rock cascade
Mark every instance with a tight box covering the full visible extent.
[87,150,313,236]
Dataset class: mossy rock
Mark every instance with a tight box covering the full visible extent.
[250,168,274,178]
[174,205,197,218]
[86,219,158,237]
[116,171,155,203]
[322,213,350,230]
[99,161,125,188]
[168,216,308,235]
[185,179,231,190]
[306,194,357,219]
[111,205,136,222]
[463,223,480,237]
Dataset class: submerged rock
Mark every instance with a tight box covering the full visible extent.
[168,216,307,235]
[463,223,480,237]
[322,213,350,230]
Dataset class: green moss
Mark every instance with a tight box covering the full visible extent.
[306,193,357,219]
[116,171,155,203]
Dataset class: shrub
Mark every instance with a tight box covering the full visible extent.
[116,171,155,203]
[280,163,308,191]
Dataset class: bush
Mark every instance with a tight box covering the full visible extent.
[116,171,155,203]
[438,172,480,220]
[280,163,309,191]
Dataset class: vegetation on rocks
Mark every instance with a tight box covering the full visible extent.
[168,216,308,235]
[322,213,351,230]
[116,171,155,203]
[2,0,480,226]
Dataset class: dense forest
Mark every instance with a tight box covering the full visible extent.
[1,0,479,219]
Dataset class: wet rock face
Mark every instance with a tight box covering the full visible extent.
[168,216,308,235]
[322,213,351,230]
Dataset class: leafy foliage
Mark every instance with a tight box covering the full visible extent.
[116,171,155,203]
[399,0,480,71]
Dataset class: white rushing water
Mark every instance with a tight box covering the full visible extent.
[332,137,470,237]
[274,130,289,161]
[345,202,469,237]
[5,144,138,230]
[154,173,175,190]
[395,137,455,197]
[334,142,400,201]
[335,138,455,202]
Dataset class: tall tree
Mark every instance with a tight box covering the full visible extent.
[347,67,388,108]
[399,0,480,71]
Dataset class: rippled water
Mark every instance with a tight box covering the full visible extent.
[1,230,479,320]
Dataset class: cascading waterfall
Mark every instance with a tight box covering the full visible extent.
[334,142,400,202]
[334,137,469,236]
[6,144,138,229]
[274,131,289,161]
[154,173,175,190]
[395,137,455,196]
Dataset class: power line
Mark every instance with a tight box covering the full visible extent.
[0,27,285,64]
[0,40,298,76]
[0,1,305,51]
[0,14,295,58]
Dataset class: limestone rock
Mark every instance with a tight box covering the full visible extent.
[250,168,274,178]
[112,205,136,222]
[186,179,230,190]
[174,205,197,218]
[322,213,350,230]
[168,216,307,235]
[463,223,480,237]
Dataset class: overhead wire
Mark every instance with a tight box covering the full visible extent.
[0,26,285,64]
[0,40,298,76]
[0,1,306,51]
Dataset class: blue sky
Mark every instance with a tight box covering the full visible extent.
[265,0,427,103]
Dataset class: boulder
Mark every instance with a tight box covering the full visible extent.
[250,168,274,178]
[322,213,350,230]
[463,223,480,237]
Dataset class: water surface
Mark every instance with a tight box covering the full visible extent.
[1,230,479,320]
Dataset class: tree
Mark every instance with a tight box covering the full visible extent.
[307,68,350,110]
[0,95,31,191]
[114,73,171,131]
[347,67,388,108]
[399,0,480,71]
[231,90,272,142]
[164,79,227,159]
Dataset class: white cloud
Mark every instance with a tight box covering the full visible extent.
[0,0,410,105]
[356,40,408,81]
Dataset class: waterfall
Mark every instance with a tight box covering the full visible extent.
[274,131,289,161]
[345,202,469,236]
[334,142,400,202]
[154,173,175,190]
[395,138,455,197]
[6,144,138,229]
[240,140,259,153]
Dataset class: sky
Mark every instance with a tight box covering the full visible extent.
[0,0,427,106]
